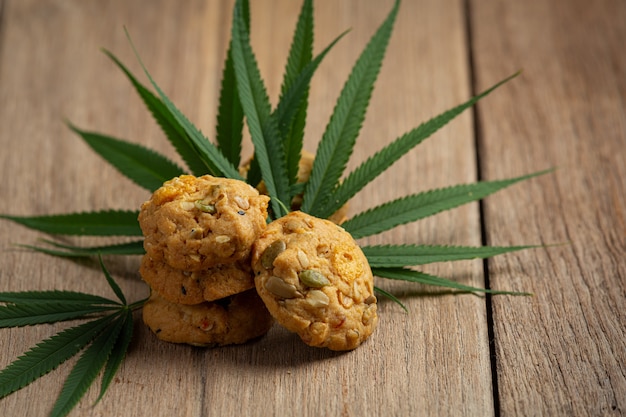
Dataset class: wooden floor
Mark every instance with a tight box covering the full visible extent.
[0,1,624,416]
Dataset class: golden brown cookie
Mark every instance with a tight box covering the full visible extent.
[251,211,378,351]
[138,175,270,271]
[140,256,255,304]
[142,290,274,347]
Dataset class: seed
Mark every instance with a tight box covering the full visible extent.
[234,195,250,210]
[332,314,346,329]
[306,290,330,307]
[261,240,286,269]
[194,200,216,213]
[346,330,360,344]
[298,269,330,288]
[296,249,309,268]
[362,306,376,325]
[215,235,231,243]
[264,276,300,299]
[199,318,213,332]
[180,201,195,211]
[284,220,303,232]
[338,292,353,308]
[189,228,204,239]
[352,282,361,300]
[316,244,330,257]
[364,295,377,305]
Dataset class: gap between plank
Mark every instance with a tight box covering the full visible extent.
[463,0,501,416]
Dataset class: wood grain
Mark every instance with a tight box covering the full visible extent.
[0,1,496,416]
[470,0,626,415]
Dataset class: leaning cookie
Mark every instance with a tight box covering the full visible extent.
[251,211,378,351]
[138,175,270,271]
[142,290,274,347]
[140,256,255,304]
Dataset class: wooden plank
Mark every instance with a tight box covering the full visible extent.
[0,1,495,416]
[469,0,626,415]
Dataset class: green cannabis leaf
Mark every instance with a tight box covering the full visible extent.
[0,258,144,417]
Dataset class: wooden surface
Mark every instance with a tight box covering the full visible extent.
[0,1,623,416]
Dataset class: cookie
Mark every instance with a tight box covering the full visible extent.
[140,256,255,304]
[142,289,274,347]
[138,175,270,271]
[251,211,378,351]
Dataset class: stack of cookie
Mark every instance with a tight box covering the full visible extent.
[138,175,274,347]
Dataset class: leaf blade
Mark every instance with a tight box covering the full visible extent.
[342,170,552,239]
[67,124,184,192]
[373,286,407,311]
[20,239,146,258]
[98,256,126,305]
[0,210,142,236]
[124,31,243,180]
[276,0,313,185]
[273,29,350,195]
[215,46,244,168]
[373,267,532,295]
[96,309,134,404]
[103,49,208,176]
[0,290,118,305]
[215,0,249,168]
[231,0,291,217]
[301,0,400,216]
[0,304,117,328]
[363,243,537,267]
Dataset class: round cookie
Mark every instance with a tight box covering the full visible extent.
[139,175,270,271]
[142,289,274,347]
[251,211,378,351]
[140,256,255,304]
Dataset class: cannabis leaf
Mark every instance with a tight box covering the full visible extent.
[0,258,144,417]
